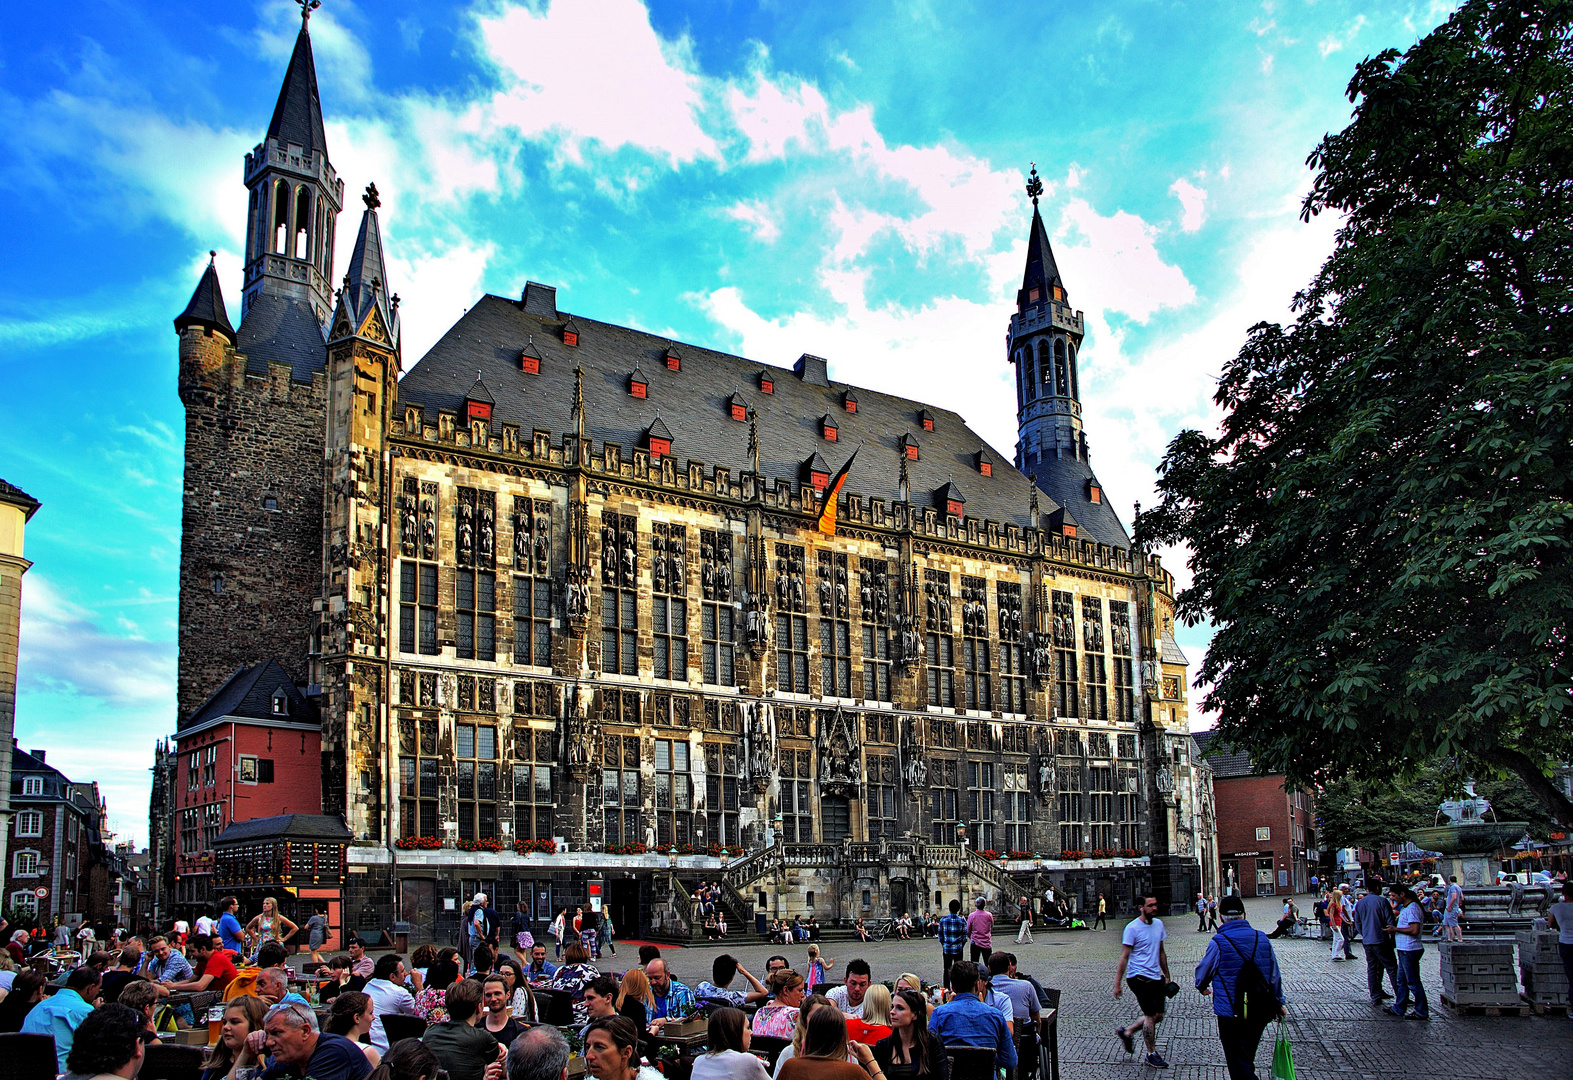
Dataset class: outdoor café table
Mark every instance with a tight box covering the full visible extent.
[1038,1007,1058,1080]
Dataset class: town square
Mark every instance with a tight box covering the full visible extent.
[0,2,1570,1079]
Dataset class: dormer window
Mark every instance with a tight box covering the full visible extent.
[664,345,681,371]
[645,416,672,459]
[757,371,774,394]
[975,451,992,477]
[918,409,935,432]
[803,453,831,490]
[1028,287,1040,303]
[842,390,858,413]
[1053,286,1064,302]
[1087,480,1102,504]
[22,776,42,797]
[465,377,495,422]
[629,368,648,399]
[562,317,580,347]
[727,393,748,422]
[934,481,965,519]
[901,433,920,460]
[520,338,542,375]
[821,414,838,442]
[271,689,289,716]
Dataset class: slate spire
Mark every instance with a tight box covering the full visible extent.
[267,10,329,160]
[174,251,235,343]
[330,183,400,357]
[1017,165,1065,308]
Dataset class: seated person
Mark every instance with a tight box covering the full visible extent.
[697,955,768,1009]
[422,979,500,1080]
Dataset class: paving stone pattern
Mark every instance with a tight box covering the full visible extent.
[657,895,1573,1079]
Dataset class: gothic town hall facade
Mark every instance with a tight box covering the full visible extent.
[162,18,1211,942]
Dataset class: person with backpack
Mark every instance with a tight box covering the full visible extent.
[1194,895,1285,1080]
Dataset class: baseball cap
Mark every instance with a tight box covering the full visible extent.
[1219,896,1246,917]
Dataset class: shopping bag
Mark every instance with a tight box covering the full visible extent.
[1271,1021,1295,1080]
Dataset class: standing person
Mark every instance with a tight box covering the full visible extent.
[937,901,966,987]
[1015,895,1034,945]
[550,908,567,959]
[805,944,833,992]
[965,898,994,966]
[1309,874,1319,896]
[1196,894,1208,933]
[1094,895,1109,932]
[1194,895,1285,1080]
[194,909,216,943]
[466,894,493,968]
[1546,881,1573,1015]
[600,909,617,958]
[246,897,299,957]
[1113,895,1172,1070]
[217,897,247,956]
[1207,896,1221,932]
[1353,879,1397,1004]
[580,909,601,960]
[1328,888,1348,961]
[1442,876,1465,942]
[1385,884,1430,1020]
[305,908,329,963]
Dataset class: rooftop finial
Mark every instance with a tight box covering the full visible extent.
[572,365,586,440]
[363,182,381,211]
[298,0,320,28]
[1026,162,1043,207]
[208,250,217,264]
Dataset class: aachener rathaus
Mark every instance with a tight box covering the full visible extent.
[160,13,1211,941]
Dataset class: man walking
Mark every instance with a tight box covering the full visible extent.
[1196,894,1208,933]
[1094,894,1108,932]
[1354,878,1397,1004]
[966,897,994,966]
[1113,894,1171,1070]
[939,900,967,988]
[1442,876,1464,942]
[1015,894,1034,945]
[1195,895,1286,1080]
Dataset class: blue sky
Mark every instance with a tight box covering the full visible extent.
[0,0,1458,844]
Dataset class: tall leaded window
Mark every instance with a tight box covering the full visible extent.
[1110,600,1135,723]
[968,761,996,850]
[455,721,499,841]
[700,531,736,686]
[866,753,897,841]
[1119,767,1141,852]
[1052,590,1078,718]
[925,569,956,707]
[601,514,638,676]
[653,738,694,847]
[602,733,642,846]
[704,741,740,848]
[930,757,960,843]
[512,496,552,667]
[1003,764,1031,852]
[398,479,439,654]
[1082,595,1107,721]
[512,724,555,842]
[399,717,440,839]
[778,743,814,842]
[456,569,496,661]
[775,543,809,694]
[1058,767,1083,854]
[1088,765,1116,852]
[961,575,992,710]
[819,551,852,697]
[997,582,1026,713]
[652,523,688,681]
[858,558,892,702]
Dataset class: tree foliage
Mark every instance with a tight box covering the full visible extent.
[1315,764,1561,850]
[1140,1,1573,824]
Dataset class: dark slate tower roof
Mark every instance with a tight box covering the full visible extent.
[174,253,236,342]
[266,21,328,159]
[182,658,321,732]
[397,294,1061,528]
[1017,205,1064,308]
[329,185,401,357]
[237,293,328,383]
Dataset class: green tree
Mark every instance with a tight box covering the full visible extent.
[1140,0,1573,824]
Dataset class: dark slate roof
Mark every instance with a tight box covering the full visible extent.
[1160,629,1190,666]
[341,206,399,345]
[466,377,495,405]
[935,479,965,505]
[213,814,351,846]
[266,25,328,159]
[1190,730,1260,779]
[1018,205,1064,303]
[0,478,41,520]
[397,294,1064,529]
[174,255,235,342]
[237,292,327,383]
[1026,452,1131,547]
[182,659,321,731]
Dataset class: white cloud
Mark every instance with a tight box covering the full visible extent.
[18,576,173,710]
[1170,178,1208,232]
[478,0,718,165]
[725,200,781,243]
[1055,198,1196,323]
[1319,15,1368,57]
[388,241,496,367]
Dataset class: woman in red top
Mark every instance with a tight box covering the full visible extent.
[844,985,892,1045]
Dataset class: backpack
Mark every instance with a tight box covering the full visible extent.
[1222,931,1274,1022]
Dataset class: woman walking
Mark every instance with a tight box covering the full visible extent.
[304,907,328,964]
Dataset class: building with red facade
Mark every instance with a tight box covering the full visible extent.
[172,659,320,913]
[1193,731,1317,897]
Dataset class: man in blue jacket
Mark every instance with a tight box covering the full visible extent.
[1195,895,1286,1080]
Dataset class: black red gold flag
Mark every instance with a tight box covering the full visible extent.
[816,449,859,535]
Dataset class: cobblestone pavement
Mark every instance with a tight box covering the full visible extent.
[649,895,1573,1079]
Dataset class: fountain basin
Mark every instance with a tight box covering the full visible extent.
[1406,822,1529,857]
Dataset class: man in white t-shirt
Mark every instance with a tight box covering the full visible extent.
[194,913,216,940]
[1385,884,1429,1020]
[1546,881,1573,1007]
[1114,894,1171,1069]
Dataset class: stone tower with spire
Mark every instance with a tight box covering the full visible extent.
[1009,166,1129,547]
[173,8,347,735]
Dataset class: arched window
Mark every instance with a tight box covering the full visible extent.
[294,186,312,260]
[317,200,329,274]
[1032,341,1045,399]
[1015,350,1026,409]
[1068,343,1079,399]
[273,181,290,254]
[1054,339,1069,397]
[247,189,260,262]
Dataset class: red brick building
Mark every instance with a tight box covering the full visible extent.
[5,744,112,925]
[172,660,320,914]
[1193,731,1317,896]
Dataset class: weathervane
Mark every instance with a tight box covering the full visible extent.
[1026,162,1043,207]
[298,0,321,27]
[363,182,381,211]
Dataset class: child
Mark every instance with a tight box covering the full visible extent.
[805,943,833,991]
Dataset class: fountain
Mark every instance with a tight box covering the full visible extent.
[1405,785,1529,887]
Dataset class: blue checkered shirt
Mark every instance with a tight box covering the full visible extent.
[938,912,968,954]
